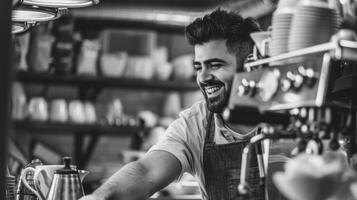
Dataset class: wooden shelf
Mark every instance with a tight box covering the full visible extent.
[14,120,139,136]
[16,71,198,91]
[72,5,203,34]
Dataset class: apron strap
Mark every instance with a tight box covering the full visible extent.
[205,112,215,144]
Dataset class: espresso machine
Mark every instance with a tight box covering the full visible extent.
[223,19,357,200]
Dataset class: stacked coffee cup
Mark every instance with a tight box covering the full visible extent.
[270,0,298,57]
[288,0,341,51]
[269,0,341,63]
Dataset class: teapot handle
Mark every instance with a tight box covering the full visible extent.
[21,167,46,200]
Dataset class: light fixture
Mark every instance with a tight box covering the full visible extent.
[12,6,60,23]
[12,22,29,34]
[11,0,99,35]
[20,0,99,8]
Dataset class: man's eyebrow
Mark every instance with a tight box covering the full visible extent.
[193,61,201,65]
[203,58,227,65]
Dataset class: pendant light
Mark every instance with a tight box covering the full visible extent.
[20,0,99,8]
[12,6,60,23]
[12,22,29,34]
[11,0,99,34]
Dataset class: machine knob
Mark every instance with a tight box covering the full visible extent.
[293,73,304,89]
[237,85,250,96]
[281,71,304,92]
[286,71,304,90]
[280,78,292,92]
[298,66,316,87]
[237,79,256,96]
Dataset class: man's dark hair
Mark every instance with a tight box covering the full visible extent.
[185,8,261,69]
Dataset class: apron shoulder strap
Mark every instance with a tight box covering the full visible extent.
[205,112,215,144]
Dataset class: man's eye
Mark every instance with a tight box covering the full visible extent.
[210,64,222,69]
[194,66,202,71]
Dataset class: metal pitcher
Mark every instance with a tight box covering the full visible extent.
[46,157,86,200]
[20,157,89,200]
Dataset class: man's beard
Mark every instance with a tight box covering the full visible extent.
[199,80,231,113]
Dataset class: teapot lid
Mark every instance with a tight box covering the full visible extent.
[56,157,77,174]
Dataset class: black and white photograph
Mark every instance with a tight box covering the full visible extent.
[2,0,357,199]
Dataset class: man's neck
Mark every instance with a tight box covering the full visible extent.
[217,114,256,135]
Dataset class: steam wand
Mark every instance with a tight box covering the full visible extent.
[238,129,297,198]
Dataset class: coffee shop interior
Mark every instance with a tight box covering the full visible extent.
[3,0,357,199]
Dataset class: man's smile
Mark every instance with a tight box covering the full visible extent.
[204,84,224,98]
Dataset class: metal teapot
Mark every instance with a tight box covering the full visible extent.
[46,157,86,200]
[20,157,89,200]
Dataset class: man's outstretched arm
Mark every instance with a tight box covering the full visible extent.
[79,150,182,200]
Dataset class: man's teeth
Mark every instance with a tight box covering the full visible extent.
[205,86,221,94]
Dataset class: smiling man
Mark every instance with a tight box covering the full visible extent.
[80,8,285,200]
[194,40,237,113]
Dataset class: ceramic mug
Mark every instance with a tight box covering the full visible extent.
[68,100,86,124]
[83,101,96,124]
[49,99,68,123]
[28,97,48,122]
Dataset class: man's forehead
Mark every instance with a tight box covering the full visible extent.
[194,39,227,51]
[194,40,234,62]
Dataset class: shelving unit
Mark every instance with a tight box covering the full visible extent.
[16,71,198,91]
[72,5,202,33]
[14,120,141,168]
[14,120,139,136]
[15,70,199,169]
[12,4,201,193]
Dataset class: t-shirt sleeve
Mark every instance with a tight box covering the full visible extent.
[148,116,196,176]
[148,101,207,177]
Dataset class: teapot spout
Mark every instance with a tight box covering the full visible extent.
[78,170,90,182]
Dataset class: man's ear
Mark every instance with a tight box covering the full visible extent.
[235,51,253,72]
[233,41,254,72]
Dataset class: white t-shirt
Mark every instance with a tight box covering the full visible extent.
[149,100,289,200]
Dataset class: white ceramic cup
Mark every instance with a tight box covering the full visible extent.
[83,101,96,124]
[49,99,68,123]
[28,97,48,122]
[68,100,86,124]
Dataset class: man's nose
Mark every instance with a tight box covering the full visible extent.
[198,68,213,82]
